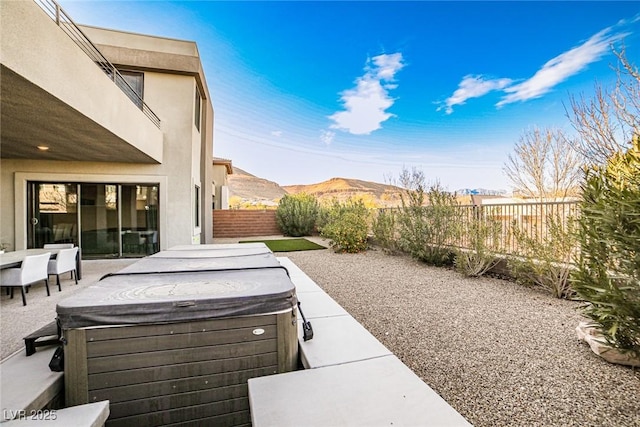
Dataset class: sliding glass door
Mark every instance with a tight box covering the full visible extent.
[120,184,159,257]
[27,183,79,248]
[27,181,159,258]
[81,184,119,258]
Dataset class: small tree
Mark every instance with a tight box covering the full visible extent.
[568,47,640,167]
[572,136,640,357]
[503,127,583,200]
[276,193,318,237]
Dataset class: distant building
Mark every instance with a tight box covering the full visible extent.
[0,0,214,257]
[469,194,509,206]
[213,158,233,209]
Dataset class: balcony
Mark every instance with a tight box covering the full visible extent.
[0,0,163,164]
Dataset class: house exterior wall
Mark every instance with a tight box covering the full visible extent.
[0,0,163,162]
[143,71,202,247]
[82,26,215,245]
[212,165,230,210]
[5,166,169,251]
[201,100,215,241]
[0,2,215,251]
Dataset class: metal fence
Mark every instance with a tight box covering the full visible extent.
[34,0,161,128]
[377,201,580,257]
[453,201,579,255]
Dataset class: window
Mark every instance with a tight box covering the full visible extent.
[194,86,202,131]
[119,70,144,109]
[194,185,200,228]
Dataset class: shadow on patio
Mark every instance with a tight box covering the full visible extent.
[1,259,137,361]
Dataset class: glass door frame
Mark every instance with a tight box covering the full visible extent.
[27,181,160,258]
[27,182,81,249]
[79,183,120,259]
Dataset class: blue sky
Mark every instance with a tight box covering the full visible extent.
[60,1,640,191]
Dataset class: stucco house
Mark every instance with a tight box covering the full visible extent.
[0,0,215,258]
[213,157,233,210]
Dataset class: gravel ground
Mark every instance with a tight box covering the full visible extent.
[3,243,638,426]
[285,248,640,427]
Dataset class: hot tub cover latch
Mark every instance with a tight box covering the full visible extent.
[297,301,313,341]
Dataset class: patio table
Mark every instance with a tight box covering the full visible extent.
[0,248,82,279]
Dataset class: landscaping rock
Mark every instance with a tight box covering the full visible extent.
[576,321,640,367]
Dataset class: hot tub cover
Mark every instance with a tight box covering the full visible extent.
[166,243,268,252]
[117,252,281,274]
[150,247,272,259]
[57,267,296,329]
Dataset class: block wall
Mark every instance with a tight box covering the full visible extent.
[213,210,281,238]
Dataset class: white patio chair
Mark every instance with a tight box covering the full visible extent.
[0,252,51,306]
[44,243,74,249]
[48,247,79,290]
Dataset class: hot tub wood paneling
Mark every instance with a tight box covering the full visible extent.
[65,311,296,426]
[60,244,298,426]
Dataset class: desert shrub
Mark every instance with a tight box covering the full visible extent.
[454,213,502,277]
[572,137,640,358]
[508,213,577,299]
[320,198,370,253]
[314,203,330,233]
[276,193,318,237]
[371,208,401,254]
[395,169,458,266]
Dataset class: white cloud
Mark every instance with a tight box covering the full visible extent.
[329,53,404,135]
[438,23,629,113]
[320,130,335,145]
[497,27,626,107]
[271,130,283,137]
[372,53,405,80]
[438,75,513,114]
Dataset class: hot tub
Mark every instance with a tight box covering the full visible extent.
[58,245,298,426]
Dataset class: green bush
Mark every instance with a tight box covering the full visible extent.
[396,170,458,266]
[276,193,318,237]
[372,208,401,254]
[315,203,330,234]
[572,137,640,358]
[508,213,577,299]
[320,198,370,253]
[454,214,502,277]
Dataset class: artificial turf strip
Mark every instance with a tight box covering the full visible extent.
[239,238,326,252]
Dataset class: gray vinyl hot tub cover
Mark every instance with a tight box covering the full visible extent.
[57,267,297,329]
[117,253,281,274]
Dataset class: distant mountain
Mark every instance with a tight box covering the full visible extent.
[227,167,287,206]
[227,166,506,208]
[228,169,403,207]
[283,177,404,207]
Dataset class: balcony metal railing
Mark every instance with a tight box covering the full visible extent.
[34,0,161,128]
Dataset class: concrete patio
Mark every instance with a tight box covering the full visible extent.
[1,259,137,361]
[5,237,636,426]
[0,245,473,426]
